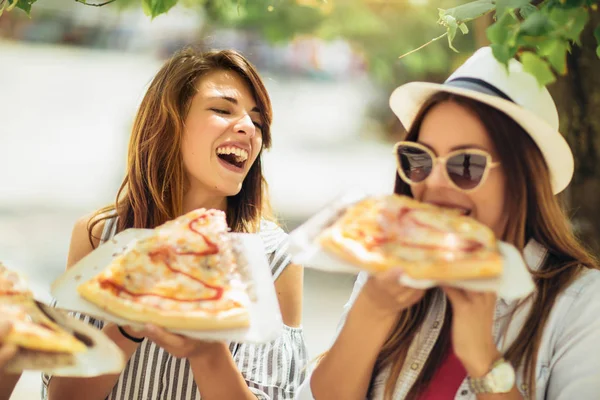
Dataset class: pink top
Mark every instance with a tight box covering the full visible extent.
[417,347,467,400]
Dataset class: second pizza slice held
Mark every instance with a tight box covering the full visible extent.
[77,209,251,330]
[0,263,89,372]
[317,194,503,280]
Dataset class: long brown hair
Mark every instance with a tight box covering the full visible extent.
[375,92,598,399]
[87,48,274,245]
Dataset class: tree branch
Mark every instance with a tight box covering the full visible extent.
[398,32,448,59]
[75,0,116,7]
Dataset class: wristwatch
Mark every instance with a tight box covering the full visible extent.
[468,357,516,394]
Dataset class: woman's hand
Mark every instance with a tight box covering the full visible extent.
[360,268,426,317]
[443,287,501,377]
[0,320,17,369]
[136,324,224,361]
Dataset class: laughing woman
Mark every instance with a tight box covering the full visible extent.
[43,48,307,400]
[302,47,600,400]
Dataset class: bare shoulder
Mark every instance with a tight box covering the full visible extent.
[67,212,108,270]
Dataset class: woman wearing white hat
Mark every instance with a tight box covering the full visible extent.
[300,47,600,399]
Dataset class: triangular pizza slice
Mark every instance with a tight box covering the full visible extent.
[78,209,251,330]
[318,194,503,280]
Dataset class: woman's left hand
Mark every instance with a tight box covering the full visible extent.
[442,287,501,377]
[138,324,224,361]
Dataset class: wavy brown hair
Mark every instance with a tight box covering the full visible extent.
[87,48,273,245]
[374,92,598,399]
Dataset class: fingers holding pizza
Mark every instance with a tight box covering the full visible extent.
[137,324,223,360]
[361,268,426,317]
[0,320,17,369]
[441,286,501,378]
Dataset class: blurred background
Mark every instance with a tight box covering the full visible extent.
[1,0,599,398]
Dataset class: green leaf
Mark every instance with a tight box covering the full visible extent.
[549,7,589,44]
[495,0,532,18]
[519,11,553,36]
[538,38,569,74]
[439,0,494,23]
[142,0,177,18]
[557,0,587,7]
[594,25,600,46]
[486,12,519,44]
[16,0,36,14]
[519,3,537,19]
[521,51,556,86]
[595,26,600,59]
[490,43,517,65]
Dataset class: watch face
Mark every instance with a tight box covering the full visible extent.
[489,362,516,393]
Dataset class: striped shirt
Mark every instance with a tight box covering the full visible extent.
[42,217,308,400]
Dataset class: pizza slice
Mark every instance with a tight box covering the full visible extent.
[0,263,87,371]
[317,194,503,280]
[77,208,251,330]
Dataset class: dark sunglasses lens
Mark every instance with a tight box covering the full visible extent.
[446,152,487,190]
[397,145,432,183]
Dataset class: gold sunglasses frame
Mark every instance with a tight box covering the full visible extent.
[393,141,501,193]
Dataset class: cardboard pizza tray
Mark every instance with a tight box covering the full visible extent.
[288,192,535,301]
[51,230,283,344]
[4,301,125,376]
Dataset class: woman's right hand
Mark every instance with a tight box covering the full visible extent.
[0,320,17,369]
[360,268,426,316]
[309,268,426,400]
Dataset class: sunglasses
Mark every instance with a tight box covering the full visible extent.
[393,141,500,192]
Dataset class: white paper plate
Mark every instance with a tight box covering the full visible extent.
[51,230,283,344]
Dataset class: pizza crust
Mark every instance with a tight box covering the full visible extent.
[317,195,503,280]
[3,348,76,374]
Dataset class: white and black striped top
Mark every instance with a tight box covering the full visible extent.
[42,218,308,400]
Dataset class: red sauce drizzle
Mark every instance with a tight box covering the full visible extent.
[0,290,28,296]
[103,213,224,301]
[99,280,222,302]
[184,215,219,255]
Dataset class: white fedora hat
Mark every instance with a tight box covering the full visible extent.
[389,46,573,194]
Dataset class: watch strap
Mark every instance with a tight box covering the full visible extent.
[468,357,506,394]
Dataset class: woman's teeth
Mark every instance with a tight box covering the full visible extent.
[216,146,248,161]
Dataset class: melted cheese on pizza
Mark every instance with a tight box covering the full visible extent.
[335,195,497,263]
[0,263,32,296]
[85,208,250,312]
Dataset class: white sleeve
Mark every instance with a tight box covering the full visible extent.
[545,273,600,399]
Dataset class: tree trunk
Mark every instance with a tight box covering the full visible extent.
[550,11,600,254]
[473,12,493,47]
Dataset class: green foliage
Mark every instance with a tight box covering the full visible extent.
[521,51,555,86]
[438,0,495,50]
[494,0,531,18]
[16,0,36,14]
[203,0,326,43]
[5,0,598,88]
[431,0,599,86]
[142,0,178,18]
[0,0,18,16]
[595,26,600,58]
